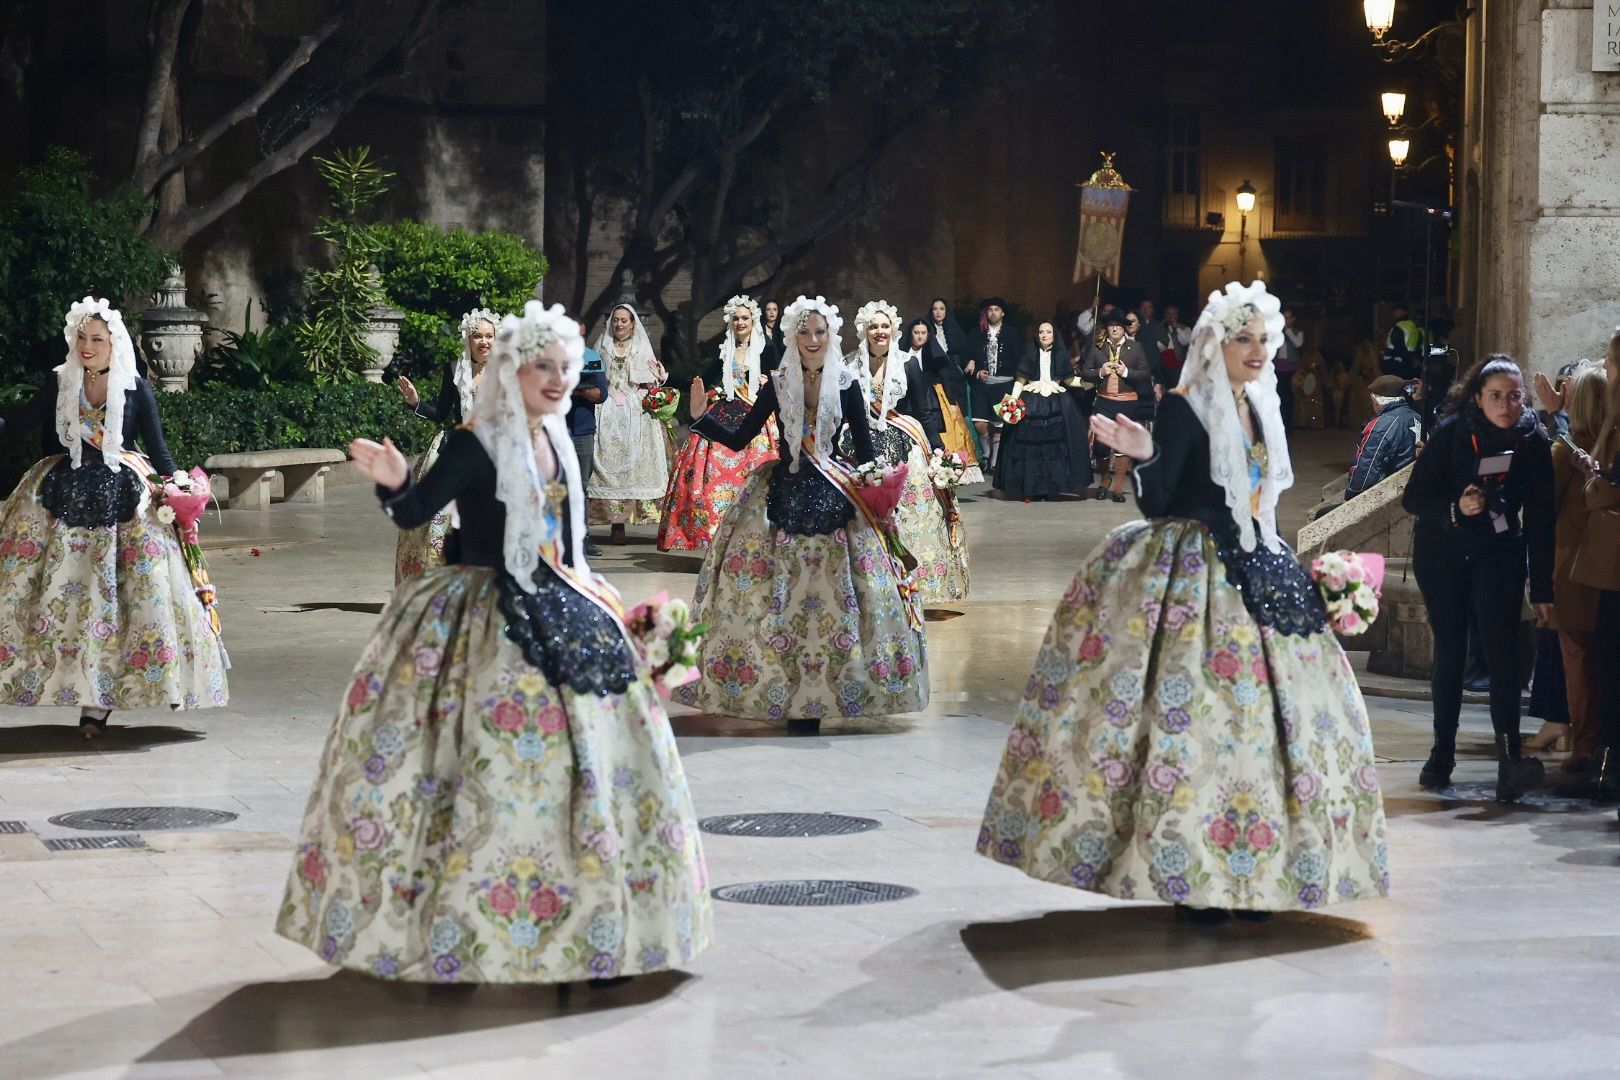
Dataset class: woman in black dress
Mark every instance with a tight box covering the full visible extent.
[994,320,1093,501]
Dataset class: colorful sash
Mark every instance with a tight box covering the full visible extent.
[804,437,923,632]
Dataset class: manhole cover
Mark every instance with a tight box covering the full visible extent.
[712,879,917,906]
[1430,783,1592,812]
[0,821,26,834]
[48,806,239,832]
[700,813,880,838]
[44,835,147,851]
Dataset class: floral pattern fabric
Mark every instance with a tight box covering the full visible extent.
[277,565,711,983]
[656,397,777,551]
[0,455,229,711]
[588,350,671,524]
[977,518,1389,911]
[674,467,928,720]
[394,430,451,583]
[841,422,968,605]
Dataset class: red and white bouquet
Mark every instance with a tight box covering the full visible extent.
[993,395,1026,425]
[641,384,680,425]
[147,467,223,636]
[1309,550,1384,637]
[625,590,706,696]
[926,447,968,489]
[851,459,909,522]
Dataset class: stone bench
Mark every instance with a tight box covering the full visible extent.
[203,449,347,510]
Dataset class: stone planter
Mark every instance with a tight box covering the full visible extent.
[360,305,405,384]
[140,269,207,392]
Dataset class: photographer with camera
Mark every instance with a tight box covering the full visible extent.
[1402,355,1556,802]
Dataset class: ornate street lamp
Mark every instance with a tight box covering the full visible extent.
[1381,91,1407,125]
[1364,0,1396,42]
[1235,179,1257,216]
[1388,138,1411,168]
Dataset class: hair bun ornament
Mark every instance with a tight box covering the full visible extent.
[63,296,125,342]
[853,300,900,337]
[722,294,761,323]
[1195,280,1285,358]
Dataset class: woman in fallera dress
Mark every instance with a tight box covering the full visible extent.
[589,303,671,544]
[656,294,779,551]
[393,308,496,582]
[976,281,1389,923]
[846,300,968,605]
[675,295,928,728]
[278,301,711,983]
[0,297,228,736]
[993,320,1093,501]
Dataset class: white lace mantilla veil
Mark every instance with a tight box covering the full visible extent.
[852,299,906,430]
[775,295,853,473]
[719,294,765,400]
[596,303,659,385]
[468,301,588,590]
[454,308,499,417]
[1175,279,1293,553]
[56,296,141,473]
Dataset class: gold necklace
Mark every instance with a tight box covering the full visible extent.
[84,366,110,386]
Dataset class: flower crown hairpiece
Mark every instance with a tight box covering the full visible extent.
[722,295,761,325]
[854,299,900,337]
[459,308,500,338]
[1195,280,1285,355]
[496,301,585,368]
[63,296,126,342]
[783,295,842,340]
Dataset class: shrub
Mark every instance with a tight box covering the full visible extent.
[0,148,173,383]
[295,148,392,384]
[373,221,547,380]
[155,382,435,468]
[193,318,310,389]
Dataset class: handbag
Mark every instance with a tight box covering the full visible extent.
[1570,506,1620,591]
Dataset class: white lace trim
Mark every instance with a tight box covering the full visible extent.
[852,342,908,429]
[719,295,765,400]
[454,308,498,418]
[55,296,139,471]
[1176,280,1293,552]
[597,304,659,385]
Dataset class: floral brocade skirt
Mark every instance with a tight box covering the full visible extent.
[848,424,968,606]
[394,431,451,584]
[976,518,1389,912]
[656,397,777,551]
[0,455,229,712]
[674,469,929,721]
[276,565,712,983]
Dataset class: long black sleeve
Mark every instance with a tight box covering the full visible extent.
[1400,420,1459,524]
[1522,437,1556,603]
[414,371,460,425]
[841,382,875,465]
[1131,394,1198,519]
[379,428,492,529]
[0,383,53,447]
[133,380,179,475]
[692,381,777,451]
[900,359,944,450]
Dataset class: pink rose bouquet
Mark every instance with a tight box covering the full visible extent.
[625,590,706,696]
[1309,550,1383,637]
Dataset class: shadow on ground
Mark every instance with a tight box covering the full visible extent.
[0,724,204,761]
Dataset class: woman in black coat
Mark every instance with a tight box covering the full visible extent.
[993,320,1093,500]
[1401,354,1556,802]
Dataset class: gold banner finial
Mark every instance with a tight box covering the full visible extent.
[1083,151,1132,191]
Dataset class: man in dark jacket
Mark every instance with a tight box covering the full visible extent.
[1346,375,1423,499]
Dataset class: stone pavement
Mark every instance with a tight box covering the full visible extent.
[2,428,1616,1080]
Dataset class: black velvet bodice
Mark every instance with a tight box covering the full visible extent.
[379,428,635,695]
[1133,393,1328,637]
[691,379,876,536]
[1,378,179,475]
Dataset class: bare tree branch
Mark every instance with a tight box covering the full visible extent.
[133,10,345,194]
[704,92,786,252]
[133,0,191,172]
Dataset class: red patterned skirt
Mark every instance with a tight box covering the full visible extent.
[656,397,778,552]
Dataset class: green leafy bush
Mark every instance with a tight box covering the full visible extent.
[295,148,392,384]
[155,382,434,468]
[0,148,173,383]
[373,221,548,380]
[193,321,310,389]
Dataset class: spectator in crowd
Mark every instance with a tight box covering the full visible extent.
[1402,354,1555,803]
[1274,305,1304,429]
[1565,329,1620,802]
[1533,361,1583,439]
[1383,303,1424,379]
[569,320,608,556]
[1123,310,1167,398]
[1531,361,1607,761]
[1345,375,1423,499]
[1161,304,1190,376]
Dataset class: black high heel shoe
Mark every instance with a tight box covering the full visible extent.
[79,708,110,740]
